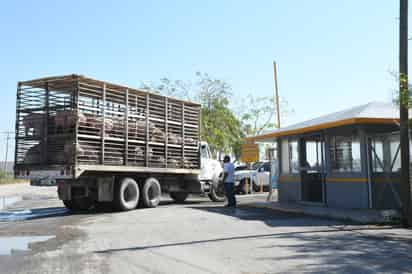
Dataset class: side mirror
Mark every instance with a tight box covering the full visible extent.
[259,167,264,172]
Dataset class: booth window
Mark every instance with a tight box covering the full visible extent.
[281,139,299,174]
[330,136,361,172]
[281,139,290,174]
[371,135,401,173]
[306,140,323,170]
[371,139,384,172]
[289,140,299,173]
[390,137,401,172]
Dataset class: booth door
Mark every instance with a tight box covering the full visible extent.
[368,134,402,209]
[300,137,325,203]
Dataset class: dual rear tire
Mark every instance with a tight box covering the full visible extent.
[114,177,162,211]
[63,177,163,212]
[140,177,162,208]
[114,177,140,211]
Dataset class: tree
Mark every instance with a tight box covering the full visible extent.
[238,94,292,136]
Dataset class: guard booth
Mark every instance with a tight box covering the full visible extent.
[248,102,403,209]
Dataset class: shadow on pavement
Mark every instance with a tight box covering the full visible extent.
[188,205,344,227]
[94,228,352,254]
[94,226,400,255]
[93,204,411,273]
[257,228,412,274]
[159,200,205,206]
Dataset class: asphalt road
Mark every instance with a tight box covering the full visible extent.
[1,185,412,274]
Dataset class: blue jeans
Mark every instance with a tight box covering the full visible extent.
[224,183,236,207]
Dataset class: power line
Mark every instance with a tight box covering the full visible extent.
[0,131,14,173]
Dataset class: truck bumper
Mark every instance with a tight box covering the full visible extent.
[15,167,74,186]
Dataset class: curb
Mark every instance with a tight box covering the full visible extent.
[250,202,303,215]
[245,202,399,225]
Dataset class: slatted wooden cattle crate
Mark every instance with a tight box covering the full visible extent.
[15,74,201,177]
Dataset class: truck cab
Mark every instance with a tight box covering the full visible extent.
[199,142,225,201]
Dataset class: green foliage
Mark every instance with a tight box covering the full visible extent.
[201,94,242,157]
[0,170,9,179]
[0,170,25,184]
[195,73,242,156]
[396,73,412,109]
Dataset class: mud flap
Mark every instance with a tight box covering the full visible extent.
[57,183,71,200]
[98,177,114,202]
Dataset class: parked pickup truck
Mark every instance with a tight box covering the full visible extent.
[234,161,273,193]
[14,74,225,211]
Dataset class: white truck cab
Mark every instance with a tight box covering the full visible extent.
[198,142,225,201]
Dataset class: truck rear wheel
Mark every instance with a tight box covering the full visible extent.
[170,192,189,203]
[114,177,140,211]
[208,182,226,202]
[141,177,161,208]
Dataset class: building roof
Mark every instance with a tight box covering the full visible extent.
[249,102,400,141]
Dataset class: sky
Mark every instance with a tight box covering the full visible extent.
[0,0,406,160]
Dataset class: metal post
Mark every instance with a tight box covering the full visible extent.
[14,83,21,170]
[43,82,49,164]
[165,97,168,168]
[124,89,129,165]
[73,76,80,168]
[101,83,106,165]
[365,137,373,209]
[250,173,253,194]
[399,0,411,227]
[273,61,281,128]
[182,103,185,168]
[145,94,150,167]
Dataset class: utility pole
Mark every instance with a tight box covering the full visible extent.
[3,132,11,172]
[273,61,281,128]
[399,0,411,227]
[1,131,13,173]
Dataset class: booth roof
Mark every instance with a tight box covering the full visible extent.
[249,102,400,141]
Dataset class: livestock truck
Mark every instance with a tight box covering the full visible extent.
[14,75,225,211]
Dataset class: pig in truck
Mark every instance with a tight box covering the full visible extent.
[14,74,225,211]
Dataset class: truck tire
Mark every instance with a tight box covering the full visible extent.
[170,192,189,203]
[114,177,140,211]
[251,180,260,193]
[236,179,247,195]
[208,182,226,202]
[63,198,94,212]
[141,177,161,208]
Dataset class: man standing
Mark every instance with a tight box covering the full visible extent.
[223,155,236,207]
